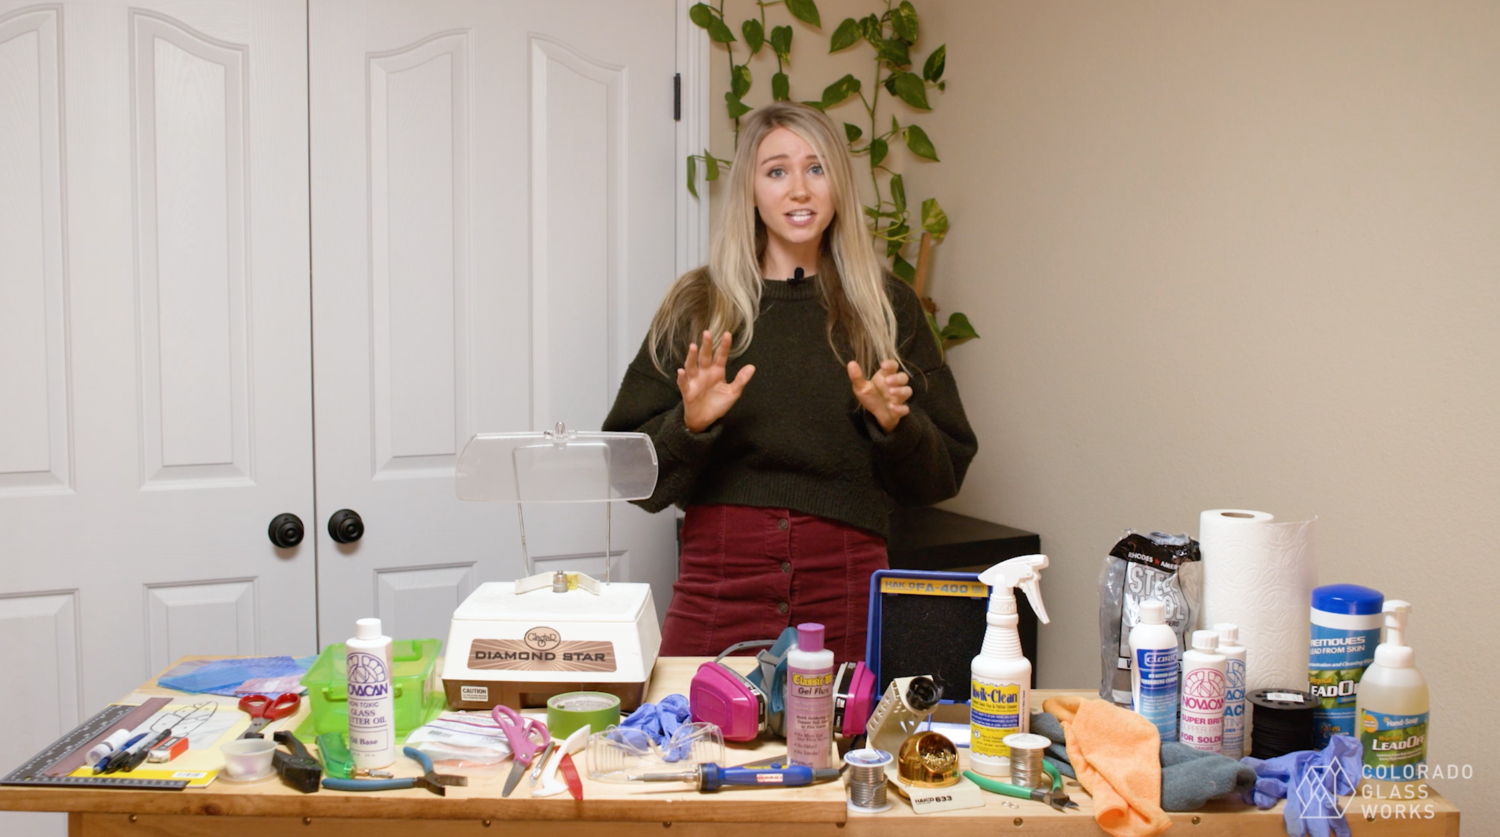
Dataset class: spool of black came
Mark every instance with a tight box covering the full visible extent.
[1247,688,1316,759]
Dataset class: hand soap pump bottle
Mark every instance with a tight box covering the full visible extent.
[970,554,1050,777]
[1356,601,1429,787]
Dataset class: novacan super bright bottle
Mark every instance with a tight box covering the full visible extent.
[346,617,396,769]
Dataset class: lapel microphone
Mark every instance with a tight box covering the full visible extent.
[790,267,805,285]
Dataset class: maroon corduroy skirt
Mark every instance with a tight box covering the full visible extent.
[660,504,888,664]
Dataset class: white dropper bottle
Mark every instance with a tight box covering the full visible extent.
[1129,599,1179,742]
[969,554,1050,777]
[1356,601,1429,789]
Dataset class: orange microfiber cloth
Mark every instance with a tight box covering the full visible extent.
[1043,695,1173,837]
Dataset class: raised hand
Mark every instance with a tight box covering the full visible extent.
[678,331,756,432]
[848,359,912,433]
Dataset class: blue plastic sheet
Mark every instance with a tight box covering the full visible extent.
[157,655,311,696]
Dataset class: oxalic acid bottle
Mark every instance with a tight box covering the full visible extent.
[970,554,1050,777]
[347,617,396,769]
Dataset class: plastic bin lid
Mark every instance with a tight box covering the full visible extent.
[455,425,657,504]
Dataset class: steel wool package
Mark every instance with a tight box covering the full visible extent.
[1099,532,1203,706]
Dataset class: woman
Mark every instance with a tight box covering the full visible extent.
[603,102,976,662]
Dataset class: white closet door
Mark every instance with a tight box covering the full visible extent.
[0,1,313,832]
[310,0,681,647]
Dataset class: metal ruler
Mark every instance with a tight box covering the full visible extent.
[1,704,189,791]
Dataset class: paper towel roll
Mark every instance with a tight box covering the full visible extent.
[1199,510,1317,694]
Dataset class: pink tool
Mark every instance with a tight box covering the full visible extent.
[493,705,551,797]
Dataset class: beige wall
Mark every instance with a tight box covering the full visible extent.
[705,0,1497,821]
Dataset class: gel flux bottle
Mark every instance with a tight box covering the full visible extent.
[785,622,835,768]
[970,554,1050,777]
[347,617,396,768]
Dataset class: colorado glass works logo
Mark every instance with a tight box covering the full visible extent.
[1296,757,1356,821]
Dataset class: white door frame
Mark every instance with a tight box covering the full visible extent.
[675,0,710,277]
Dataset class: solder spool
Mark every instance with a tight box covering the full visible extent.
[844,748,894,814]
[1003,733,1051,789]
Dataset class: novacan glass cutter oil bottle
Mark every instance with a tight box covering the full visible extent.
[347,618,396,769]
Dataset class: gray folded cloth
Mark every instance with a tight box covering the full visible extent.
[1030,711,1257,811]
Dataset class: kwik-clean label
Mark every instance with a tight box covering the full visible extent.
[970,680,1024,759]
[1361,709,1428,781]
[1309,622,1380,746]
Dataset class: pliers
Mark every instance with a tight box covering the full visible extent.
[321,747,468,796]
[963,760,1081,812]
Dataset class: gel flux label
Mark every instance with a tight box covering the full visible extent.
[1361,709,1428,782]
[971,680,1023,759]
[1134,647,1179,742]
[786,668,834,768]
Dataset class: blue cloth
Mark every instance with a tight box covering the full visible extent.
[157,656,308,695]
[616,694,693,761]
[1241,734,1362,837]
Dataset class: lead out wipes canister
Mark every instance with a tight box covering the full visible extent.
[1309,584,1383,748]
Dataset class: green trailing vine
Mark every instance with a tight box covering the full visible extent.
[687,0,978,350]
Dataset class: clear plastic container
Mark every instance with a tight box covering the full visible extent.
[300,638,441,736]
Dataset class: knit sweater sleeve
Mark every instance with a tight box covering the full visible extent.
[864,279,979,506]
[601,337,721,513]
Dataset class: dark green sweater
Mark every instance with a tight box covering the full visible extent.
[602,276,977,538]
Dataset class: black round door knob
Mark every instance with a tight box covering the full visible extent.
[328,509,364,544]
[268,513,304,548]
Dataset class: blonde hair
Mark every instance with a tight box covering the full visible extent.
[648,102,901,375]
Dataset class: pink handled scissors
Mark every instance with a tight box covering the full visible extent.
[493,705,551,797]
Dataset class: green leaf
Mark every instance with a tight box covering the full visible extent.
[802,100,827,111]
[844,122,863,142]
[892,71,930,110]
[892,1,919,43]
[725,91,752,119]
[687,155,698,199]
[875,37,910,67]
[706,15,736,43]
[890,173,906,214]
[926,311,943,347]
[731,64,752,98]
[770,25,793,63]
[904,124,939,161]
[860,14,881,42]
[870,137,888,167]
[892,114,900,134]
[772,72,790,101]
[820,73,860,108]
[689,3,715,30]
[937,80,945,91]
[940,312,979,343]
[885,223,910,257]
[923,43,946,82]
[892,254,916,284]
[921,197,949,240]
[786,0,821,28]
[883,74,898,96]
[742,18,764,54]
[831,18,861,52]
[704,150,720,181]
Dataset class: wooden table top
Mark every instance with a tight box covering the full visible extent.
[0,656,1462,836]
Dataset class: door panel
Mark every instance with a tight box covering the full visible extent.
[0,10,314,835]
[311,0,680,647]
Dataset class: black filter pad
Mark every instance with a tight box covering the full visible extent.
[874,588,1038,702]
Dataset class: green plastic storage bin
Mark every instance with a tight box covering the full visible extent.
[300,638,441,736]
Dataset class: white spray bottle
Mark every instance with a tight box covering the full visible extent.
[970,554,1050,777]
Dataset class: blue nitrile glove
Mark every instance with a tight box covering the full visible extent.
[617,694,694,761]
[1240,734,1361,837]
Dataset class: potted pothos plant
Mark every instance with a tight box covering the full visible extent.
[688,0,977,351]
